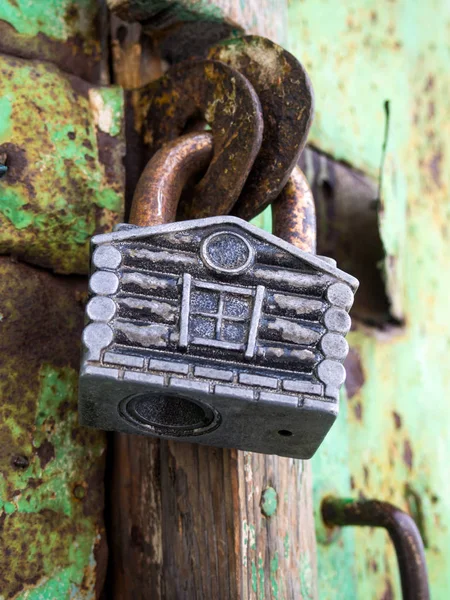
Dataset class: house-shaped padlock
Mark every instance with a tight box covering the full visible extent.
[79,216,358,458]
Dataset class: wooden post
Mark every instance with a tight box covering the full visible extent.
[108,3,317,598]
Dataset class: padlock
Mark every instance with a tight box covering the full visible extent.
[79,132,358,459]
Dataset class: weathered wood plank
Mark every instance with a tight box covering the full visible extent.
[111,439,317,598]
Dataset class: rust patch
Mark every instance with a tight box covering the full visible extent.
[424,75,435,91]
[428,149,443,186]
[0,142,28,183]
[272,167,316,253]
[403,440,414,470]
[0,16,102,83]
[392,411,402,429]
[36,439,55,469]
[354,402,363,421]
[344,348,365,398]
[380,579,394,600]
[363,465,369,485]
[405,484,429,548]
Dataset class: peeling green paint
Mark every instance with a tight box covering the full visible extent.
[270,552,279,599]
[0,0,97,40]
[0,95,12,138]
[0,188,34,229]
[242,520,248,567]
[251,204,272,233]
[249,523,256,550]
[299,555,314,600]
[283,533,290,559]
[258,556,265,600]
[251,560,258,593]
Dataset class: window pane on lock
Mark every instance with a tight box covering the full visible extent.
[223,295,251,319]
[191,290,219,314]
[190,315,216,339]
[221,320,248,344]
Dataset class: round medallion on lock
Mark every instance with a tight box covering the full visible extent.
[200,230,255,275]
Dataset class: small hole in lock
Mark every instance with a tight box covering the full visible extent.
[278,429,293,437]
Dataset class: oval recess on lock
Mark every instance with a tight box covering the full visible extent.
[200,230,255,275]
[119,392,221,437]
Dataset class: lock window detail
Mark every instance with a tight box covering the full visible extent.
[179,275,265,358]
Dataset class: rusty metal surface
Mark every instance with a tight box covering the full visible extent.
[0,5,127,597]
[0,53,125,274]
[107,0,288,43]
[0,0,107,82]
[0,257,106,597]
[130,132,213,226]
[322,498,430,600]
[208,36,314,221]
[132,59,263,219]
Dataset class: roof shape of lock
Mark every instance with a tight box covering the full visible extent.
[92,216,359,291]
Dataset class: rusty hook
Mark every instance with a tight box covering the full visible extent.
[322,497,430,600]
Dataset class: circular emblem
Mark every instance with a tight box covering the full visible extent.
[200,231,254,275]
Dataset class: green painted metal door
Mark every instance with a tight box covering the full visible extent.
[288,1,450,598]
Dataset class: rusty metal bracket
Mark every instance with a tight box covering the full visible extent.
[132,59,263,218]
[322,497,430,600]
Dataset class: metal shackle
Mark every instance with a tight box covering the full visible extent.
[130,132,213,227]
[130,130,317,258]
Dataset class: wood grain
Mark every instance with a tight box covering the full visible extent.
[111,438,317,598]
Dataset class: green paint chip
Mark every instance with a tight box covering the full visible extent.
[0,96,13,140]
[261,486,278,518]
[251,560,258,593]
[0,190,34,229]
[4,501,16,514]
